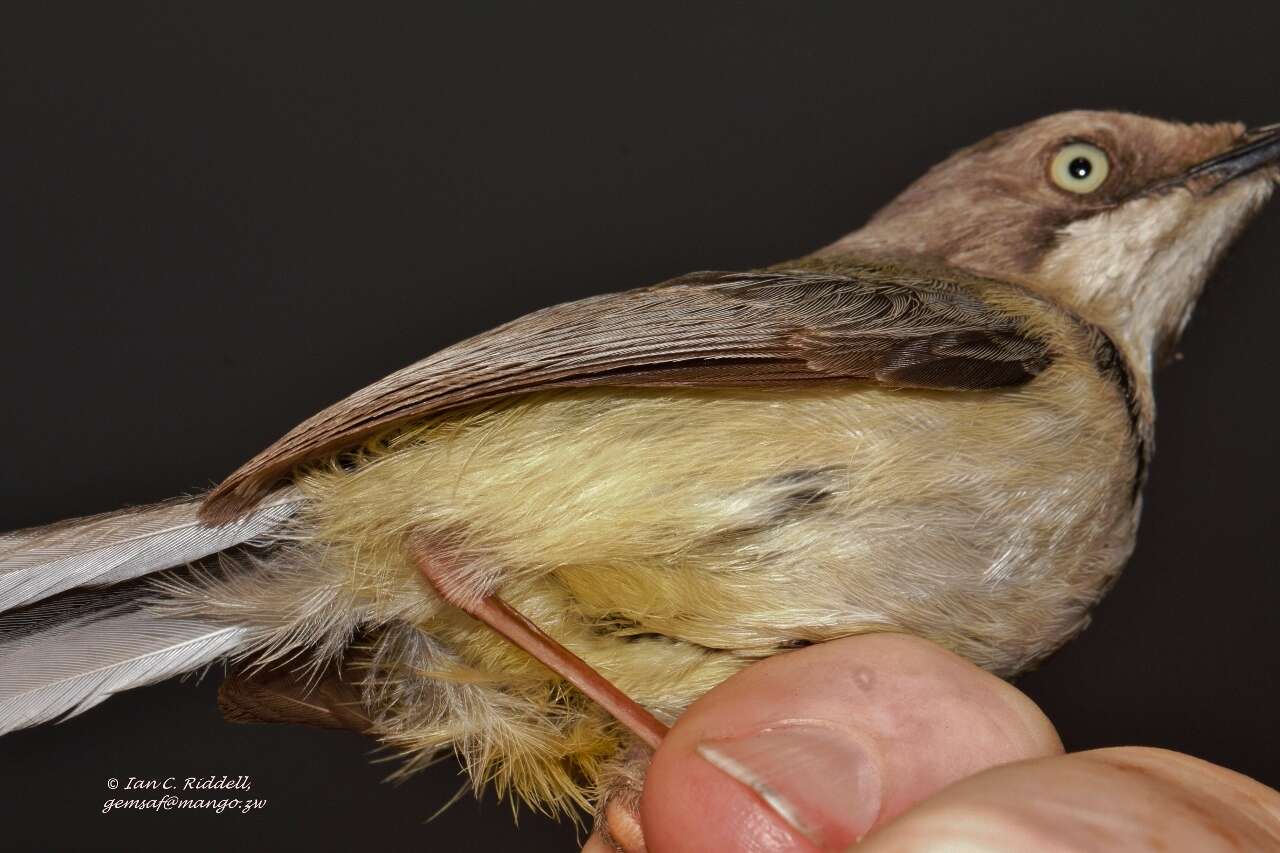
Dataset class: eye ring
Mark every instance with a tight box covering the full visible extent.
[1050,142,1111,194]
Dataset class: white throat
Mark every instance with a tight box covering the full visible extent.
[1037,178,1274,380]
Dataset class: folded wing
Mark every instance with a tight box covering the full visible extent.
[202,267,1052,522]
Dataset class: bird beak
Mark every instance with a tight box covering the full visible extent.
[1182,123,1280,192]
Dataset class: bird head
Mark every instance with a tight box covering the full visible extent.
[824,111,1279,372]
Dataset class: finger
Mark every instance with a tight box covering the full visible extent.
[859,746,1280,851]
[640,633,1061,852]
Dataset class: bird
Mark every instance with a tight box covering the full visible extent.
[1,110,1277,846]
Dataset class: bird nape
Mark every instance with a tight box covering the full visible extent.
[1,111,1277,848]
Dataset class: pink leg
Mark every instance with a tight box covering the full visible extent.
[411,543,668,751]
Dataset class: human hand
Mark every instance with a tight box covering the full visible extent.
[585,634,1280,851]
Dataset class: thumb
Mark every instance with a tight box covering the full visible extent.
[639,633,1061,852]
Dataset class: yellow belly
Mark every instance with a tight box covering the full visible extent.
[293,363,1137,812]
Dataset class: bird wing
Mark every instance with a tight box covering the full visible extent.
[201,266,1052,522]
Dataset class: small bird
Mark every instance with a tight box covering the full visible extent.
[2,111,1277,843]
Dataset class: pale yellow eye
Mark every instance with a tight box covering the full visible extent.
[1050,143,1110,193]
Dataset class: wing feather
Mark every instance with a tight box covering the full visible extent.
[202,267,1052,521]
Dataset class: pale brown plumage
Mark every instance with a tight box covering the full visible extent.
[2,111,1277,839]
[200,266,1055,523]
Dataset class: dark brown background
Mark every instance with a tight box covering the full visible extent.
[1,3,1277,850]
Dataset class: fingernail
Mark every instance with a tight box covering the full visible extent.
[697,723,882,848]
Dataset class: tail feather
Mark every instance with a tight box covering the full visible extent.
[0,486,399,737]
[0,488,303,614]
[0,589,247,734]
[218,660,375,732]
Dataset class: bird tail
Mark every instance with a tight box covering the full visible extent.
[0,489,306,735]
[0,489,303,615]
